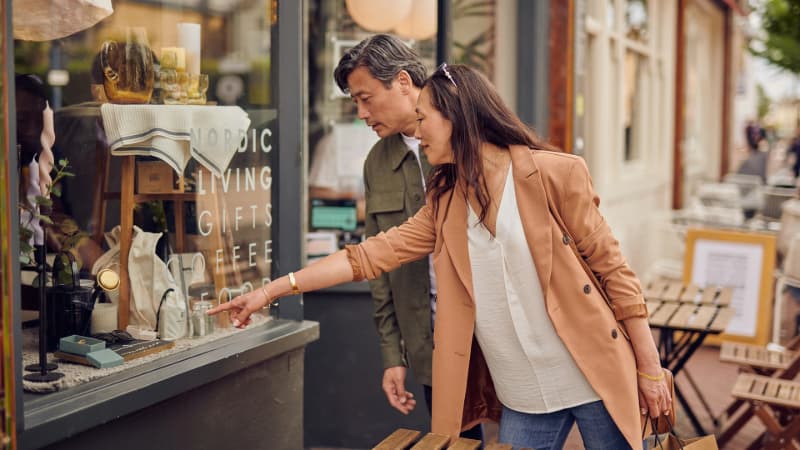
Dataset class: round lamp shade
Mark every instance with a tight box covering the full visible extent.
[346,0,413,32]
[394,0,438,40]
[13,0,113,41]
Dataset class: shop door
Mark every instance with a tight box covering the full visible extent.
[680,0,725,206]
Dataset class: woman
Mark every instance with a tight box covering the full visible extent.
[209,64,671,449]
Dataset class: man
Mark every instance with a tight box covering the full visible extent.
[334,36,480,440]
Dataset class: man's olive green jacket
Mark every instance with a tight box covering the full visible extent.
[363,133,433,386]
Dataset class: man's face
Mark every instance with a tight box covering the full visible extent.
[347,66,415,138]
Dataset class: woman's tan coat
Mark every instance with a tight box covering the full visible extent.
[347,146,648,449]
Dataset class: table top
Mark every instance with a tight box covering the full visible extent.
[645,280,735,333]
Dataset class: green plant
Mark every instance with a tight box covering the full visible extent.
[18,158,76,285]
[452,0,495,75]
[750,0,800,74]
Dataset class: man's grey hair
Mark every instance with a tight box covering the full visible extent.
[334,34,427,94]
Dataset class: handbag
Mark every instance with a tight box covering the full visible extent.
[540,173,677,428]
[644,416,719,450]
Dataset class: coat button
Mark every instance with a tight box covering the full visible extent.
[611,329,618,339]
[583,284,591,294]
[562,234,570,245]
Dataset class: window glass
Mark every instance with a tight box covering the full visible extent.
[305,1,436,260]
[625,0,648,42]
[623,49,646,161]
[14,0,279,357]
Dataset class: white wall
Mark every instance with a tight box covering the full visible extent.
[582,0,677,277]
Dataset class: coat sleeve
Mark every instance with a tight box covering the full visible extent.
[559,157,646,320]
[346,203,436,282]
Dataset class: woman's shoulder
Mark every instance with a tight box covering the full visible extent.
[523,147,585,174]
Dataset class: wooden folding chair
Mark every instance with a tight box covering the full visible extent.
[718,337,800,447]
[729,373,800,450]
[373,429,526,450]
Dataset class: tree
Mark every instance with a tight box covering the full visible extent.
[751,0,800,74]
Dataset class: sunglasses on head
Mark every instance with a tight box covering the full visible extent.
[435,62,457,88]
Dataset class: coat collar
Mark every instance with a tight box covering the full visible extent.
[440,145,552,304]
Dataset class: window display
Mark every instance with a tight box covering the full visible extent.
[14,0,281,393]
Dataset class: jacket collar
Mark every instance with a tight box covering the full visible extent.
[440,145,552,305]
[386,133,422,171]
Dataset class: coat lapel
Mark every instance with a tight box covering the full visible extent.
[510,145,553,299]
[440,187,475,303]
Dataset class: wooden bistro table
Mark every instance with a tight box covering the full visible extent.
[644,280,735,436]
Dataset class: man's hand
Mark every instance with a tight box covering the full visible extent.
[382,366,416,414]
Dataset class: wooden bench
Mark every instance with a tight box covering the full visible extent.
[373,429,529,450]
[729,373,800,450]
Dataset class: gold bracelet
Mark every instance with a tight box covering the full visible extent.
[288,272,301,295]
[637,369,665,381]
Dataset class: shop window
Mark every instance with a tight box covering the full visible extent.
[14,0,283,392]
[625,0,648,43]
[305,1,437,261]
[623,49,647,162]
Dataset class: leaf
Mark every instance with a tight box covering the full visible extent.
[58,159,67,167]
[36,214,54,225]
[61,171,76,177]
[35,196,53,207]
[19,254,31,266]
[50,185,61,197]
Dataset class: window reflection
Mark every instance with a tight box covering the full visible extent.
[625,0,648,42]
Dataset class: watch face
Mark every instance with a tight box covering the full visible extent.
[216,75,245,105]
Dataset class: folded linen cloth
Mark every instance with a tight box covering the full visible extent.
[100,104,251,177]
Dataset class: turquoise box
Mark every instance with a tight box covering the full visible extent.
[59,335,106,355]
[86,348,124,369]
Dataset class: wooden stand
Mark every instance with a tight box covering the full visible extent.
[99,156,227,329]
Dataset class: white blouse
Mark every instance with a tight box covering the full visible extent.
[467,167,599,413]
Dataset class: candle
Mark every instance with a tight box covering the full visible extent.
[160,47,186,71]
[177,23,201,74]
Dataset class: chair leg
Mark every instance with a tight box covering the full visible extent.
[753,403,800,450]
[717,403,757,447]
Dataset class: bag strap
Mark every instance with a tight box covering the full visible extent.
[155,288,175,332]
[541,179,630,339]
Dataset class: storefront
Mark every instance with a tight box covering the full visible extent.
[2,1,317,449]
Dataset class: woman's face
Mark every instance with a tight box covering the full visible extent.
[415,87,453,165]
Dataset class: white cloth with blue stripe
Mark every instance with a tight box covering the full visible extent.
[100,104,251,177]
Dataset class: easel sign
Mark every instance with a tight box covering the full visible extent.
[683,228,775,346]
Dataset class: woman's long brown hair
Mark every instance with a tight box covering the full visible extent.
[424,64,556,224]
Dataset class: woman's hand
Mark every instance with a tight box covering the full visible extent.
[636,369,672,419]
[207,287,271,328]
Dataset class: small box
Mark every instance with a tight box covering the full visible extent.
[59,335,106,355]
[137,161,179,194]
[86,348,124,368]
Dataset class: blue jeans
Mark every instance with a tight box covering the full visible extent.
[499,401,631,450]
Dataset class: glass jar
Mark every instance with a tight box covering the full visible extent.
[191,300,215,337]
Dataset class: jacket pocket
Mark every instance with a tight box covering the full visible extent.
[366,191,405,214]
[367,191,408,230]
